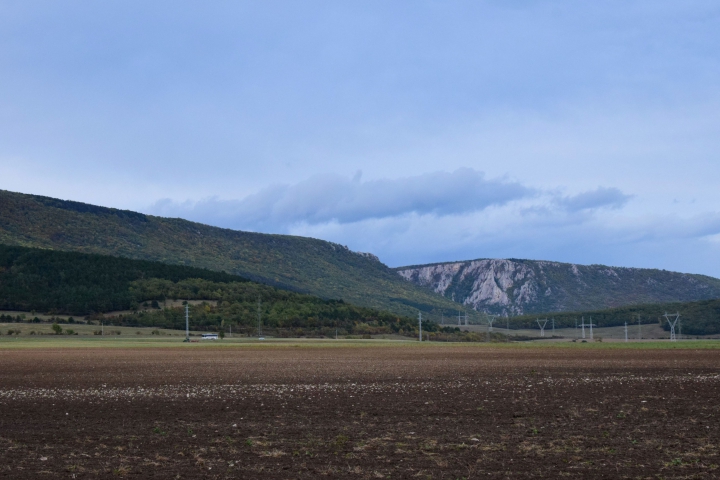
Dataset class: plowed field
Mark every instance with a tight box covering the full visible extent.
[1,343,719,478]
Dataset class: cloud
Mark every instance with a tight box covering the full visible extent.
[142,169,720,275]
[555,187,633,212]
[289,205,720,276]
[149,168,533,229]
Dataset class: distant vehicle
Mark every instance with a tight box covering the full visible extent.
[201,333,219,340]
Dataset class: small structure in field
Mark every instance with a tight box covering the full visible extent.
[201,333,219,340]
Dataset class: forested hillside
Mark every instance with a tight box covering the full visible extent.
[397,258,720,315]
[0,244,442,336]
[0,244,247,313]
[0,189,460,316]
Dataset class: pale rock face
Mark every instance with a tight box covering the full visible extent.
[355,251,381,263]
[397,259,542,315]
[396,258,720,316]
[397,262,463,295]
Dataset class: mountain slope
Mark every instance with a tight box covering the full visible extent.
[395,258,720,316]
[0,189,460,316]
[0,244,426,336]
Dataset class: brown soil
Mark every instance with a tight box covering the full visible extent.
[1,345,719,478]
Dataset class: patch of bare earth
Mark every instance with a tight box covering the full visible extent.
[0,346,719,478]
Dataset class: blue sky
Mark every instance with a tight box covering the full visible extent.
[2,1,720,275]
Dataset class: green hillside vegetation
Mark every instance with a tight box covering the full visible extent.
[0,189,461,316]
[0,244,246,313]
[508,298,720,335]
[0,244,459,338]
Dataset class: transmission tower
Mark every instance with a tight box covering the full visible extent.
[537,318,548,337]
[487,314,497,332]
[663,312,680,341]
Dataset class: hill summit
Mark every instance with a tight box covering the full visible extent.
[0,189,460,316]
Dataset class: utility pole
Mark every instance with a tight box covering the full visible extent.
[678,315,682,340]
[624,322,628,342]
[418,312,422,342]
[581,317,586,339]
[589,317,594,340]
[101,321,104,336]
[257,297,263,339]
[551,318,555,336]
[457,310,462,326]
[185,303,189,342]
[638,315,641,340]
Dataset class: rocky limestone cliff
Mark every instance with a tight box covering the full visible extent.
[396,259,720,316]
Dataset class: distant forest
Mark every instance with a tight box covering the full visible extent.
[0,244,246,313]
[509,299,720,335]
[0,244,457,337]
[1,244,718,337]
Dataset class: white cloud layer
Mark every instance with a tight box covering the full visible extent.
[150,168,532,229]
[144,168,720,277]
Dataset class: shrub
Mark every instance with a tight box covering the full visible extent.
[51,323,63,335]
[65,329,75,335]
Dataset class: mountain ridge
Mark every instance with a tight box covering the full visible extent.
[0,189,461,316]
[395,258,720,316]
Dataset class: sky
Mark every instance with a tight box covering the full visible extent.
[1,1,720,276]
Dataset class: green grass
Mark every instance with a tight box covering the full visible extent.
[0,336,416,349]
[2,328,719,350]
